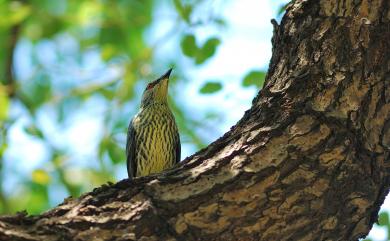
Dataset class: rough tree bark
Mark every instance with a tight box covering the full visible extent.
[1,0,389,240]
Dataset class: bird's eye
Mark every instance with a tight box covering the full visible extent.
[146,82,156,90]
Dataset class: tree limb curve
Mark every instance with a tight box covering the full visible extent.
[0,0,389,240]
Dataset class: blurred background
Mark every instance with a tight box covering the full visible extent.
[0,0,388,240]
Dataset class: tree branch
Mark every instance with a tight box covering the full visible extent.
[0,0,389,240]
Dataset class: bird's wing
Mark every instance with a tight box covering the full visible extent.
[175,132,181,163]
[126,119,137,179]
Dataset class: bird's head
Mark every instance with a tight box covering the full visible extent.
[141,68,172,107]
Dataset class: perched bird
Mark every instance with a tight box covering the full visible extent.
[126,69,181,179]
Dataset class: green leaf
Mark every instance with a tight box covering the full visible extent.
[117,68,136,102]
[0,84,9,121]
[24,124,44,139]
[24,180,49,214]
[107,140,125,164]
[173,0,192,23]
[181,34,197,57]
[101,44,118,61]
[99,25,125,50]
[76,1,102,25]
[0,142,6,158]
[378,212,389,226]
[195,37,220,64]
[203,38,220,53]
[39,17,66,39]
[98,88,115,100]
[199,81,222,94]
[242,70,266,88]
[0,2,31,28]
[32,169,51,185]
[98,137,109,160]
[213,17,226,27]
[277,3,290,15]
[181,36,220,64]
[20,73,52,109]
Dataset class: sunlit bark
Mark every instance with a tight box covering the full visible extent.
[0,0,389,240]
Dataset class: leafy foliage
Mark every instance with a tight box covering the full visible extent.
[181,34,197,57]
[0,0,229,215]
[242,70,266,88]
[199,81,222,94]
[181,34,221,65]
[0,85,9,121]
[379,212,390,227]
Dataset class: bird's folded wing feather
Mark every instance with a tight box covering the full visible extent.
[126,119,136,179]
[176,132,181,163]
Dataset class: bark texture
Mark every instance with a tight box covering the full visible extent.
[1,0,389,240]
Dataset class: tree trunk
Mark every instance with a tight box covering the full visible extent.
[1,0,389,240]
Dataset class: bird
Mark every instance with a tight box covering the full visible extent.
[126,68,181,179]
